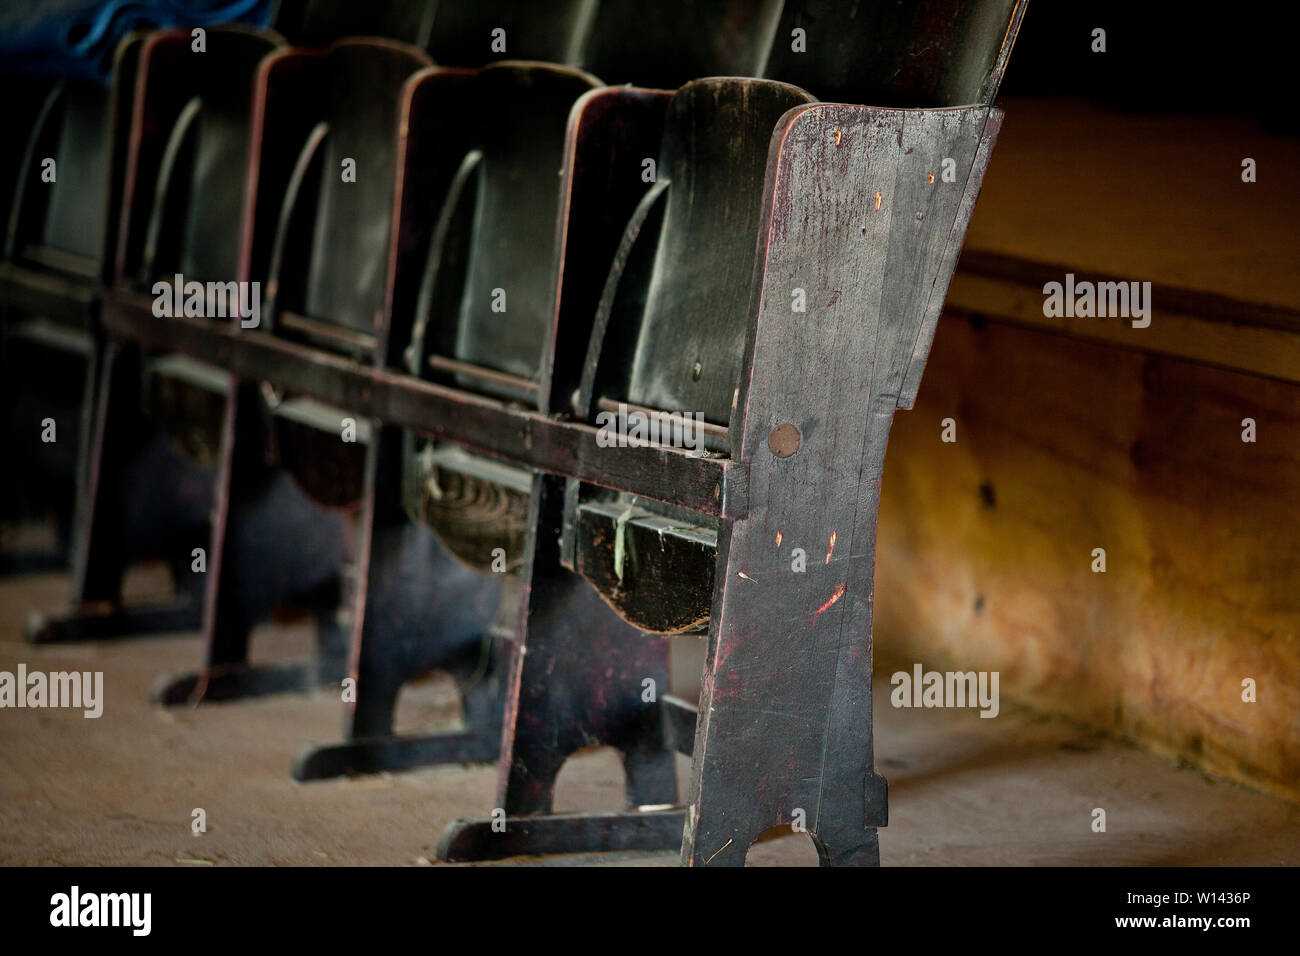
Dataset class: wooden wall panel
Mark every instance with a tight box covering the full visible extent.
[874,313,1300,801]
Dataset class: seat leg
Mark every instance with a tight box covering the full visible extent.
[155,381,350,706]
[677,105,1002,865]
[29,339,207,642]
[294,425,505,779]
[437,475,677,861]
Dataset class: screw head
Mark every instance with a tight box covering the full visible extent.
[767,423,801,458]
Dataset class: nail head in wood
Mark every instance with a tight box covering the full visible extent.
[768,423,801,458]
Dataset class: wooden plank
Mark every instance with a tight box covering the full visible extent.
[100,291,745,519]
[949,96,1300,381]
[683,103,999,866]
[949,258,1300,385]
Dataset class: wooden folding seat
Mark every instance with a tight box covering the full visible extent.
[152,39,435,704]
[566,0,1029,637]
[438,1,1026,865]
[0,41,143,575]
[293,61,602,779]
[25,26,287,645]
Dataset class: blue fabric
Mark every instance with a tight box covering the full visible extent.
[0,0,274,83]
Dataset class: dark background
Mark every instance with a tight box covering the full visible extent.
[1003,1,1291,128]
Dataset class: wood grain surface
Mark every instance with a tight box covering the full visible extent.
[876,314,1300,802]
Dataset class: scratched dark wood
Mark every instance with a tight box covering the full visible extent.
[395,58,599,569]
[382,68,476,371]
[36,29,282,641]
[501,478,676,816]
[682,103,1001,865]
[572,501,716,634]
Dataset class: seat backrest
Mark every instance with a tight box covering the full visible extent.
[557,78,813,633]
[25,81,110,276]
[5,38,142,285]
[396,61,598,570]
[288,40,432,342]
[129,28,283,285]
[427,0,594,68]
[274,0,438,47]
[764,0,1026,106]
[414,61,601,393]
[579,0,783,88]
[585,78,815,429]
[0,76,57,249]
[178,32,282,281]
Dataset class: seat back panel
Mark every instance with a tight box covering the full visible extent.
[765,0,1026,106]
[427,1,594,68]
[607,79,815,426]
[580,0,783,88]
[177,31,283,281]
[449,64,601,382]
[41,82,110,265]
[302,42,433,336]
[275,0,438,47]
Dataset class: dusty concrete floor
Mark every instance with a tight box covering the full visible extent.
[1,563,1297,867]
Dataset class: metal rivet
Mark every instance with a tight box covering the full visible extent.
[768,423,801,458]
